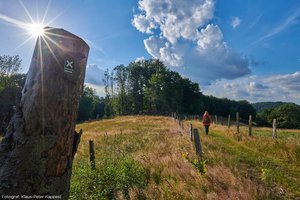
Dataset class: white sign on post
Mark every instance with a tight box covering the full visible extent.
[64,59,74,73]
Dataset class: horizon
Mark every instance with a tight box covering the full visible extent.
[0,0,299,104]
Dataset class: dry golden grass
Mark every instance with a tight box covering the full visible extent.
[71,116,300,199]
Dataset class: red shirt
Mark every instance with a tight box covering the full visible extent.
[202,114,211,126]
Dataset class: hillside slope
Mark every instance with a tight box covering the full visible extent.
[252,102,290,113]
[71,116,300,199]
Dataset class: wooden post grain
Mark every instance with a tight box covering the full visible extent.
[236,112,240,133]
[89,140,95,170]
[249,115,252,136]
[228,114,231,128]
[193,129,202,158]
[272,119,277,139]
[0,27,89,197]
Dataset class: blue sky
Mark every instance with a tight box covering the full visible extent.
[0,0,300,104]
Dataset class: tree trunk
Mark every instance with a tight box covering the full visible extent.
[0,27,89,198]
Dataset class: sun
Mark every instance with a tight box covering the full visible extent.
[27,23,45,37]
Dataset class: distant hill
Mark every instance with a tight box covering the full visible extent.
[252,102,290,113]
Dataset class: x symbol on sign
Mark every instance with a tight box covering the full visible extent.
[66,60,73,68]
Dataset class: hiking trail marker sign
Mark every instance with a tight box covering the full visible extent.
[64,59,74,73]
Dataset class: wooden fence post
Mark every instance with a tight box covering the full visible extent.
[221,116,223,125]
[89,140,95,170]
[190,124,193,140]
[0,27,89,197]
[236,112,240,133]
[249,115,252,136]
[228,114,231,128]
[215,115,218,124]
[193,129,203,158]
[272,119,277,138]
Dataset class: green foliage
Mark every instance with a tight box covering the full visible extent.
[0,55,24,134]
[256,103,300,129]
[70,155,149,200]
[0,55,22,92]
[82,58,259,120]
[182,152,207,174]
[77,86,104,122]
[204,96,256,119]
[252,101,289,113]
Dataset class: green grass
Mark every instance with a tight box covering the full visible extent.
[70,116,300,199]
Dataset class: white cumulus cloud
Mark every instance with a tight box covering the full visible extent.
[204,71,300,104]
[231,17,241,28]
[132,0,250,84]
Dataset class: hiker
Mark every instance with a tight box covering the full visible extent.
[202,111,211,135]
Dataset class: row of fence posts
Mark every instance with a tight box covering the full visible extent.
[88,113,278,169]
[171,112,203,158]
[171,111,277,139]
[227,112,277,138]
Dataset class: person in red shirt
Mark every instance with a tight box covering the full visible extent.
[202,111,212,135]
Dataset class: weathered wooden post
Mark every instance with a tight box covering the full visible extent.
[272,119,277,138]
[221,116,223,125]
[215,115,218,124]
[89,140,96,170]
[189,124,193,140]
[0,27,89,197]
[249,115,252,136]
[228,114,231,128]
[193,129,202,158]
[236,112,240,133]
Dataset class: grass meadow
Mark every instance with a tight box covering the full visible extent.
[70,116,300,199]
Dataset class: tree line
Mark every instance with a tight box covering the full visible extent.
[256,103,300,129]
[0,55,257,130]
[78,59,256,122]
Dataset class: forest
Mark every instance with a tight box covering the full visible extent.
[2,55,300,131]
[77,59,256,122]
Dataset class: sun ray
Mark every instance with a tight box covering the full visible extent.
[42,0,52,25]
[0,13,28,29]
[42,36,60,66]
[35,0,40,24]
[43,34,67,51]
[18,0,35,24]
[46,31,75,40]
[37,37,45,135]
[12,34,36,53]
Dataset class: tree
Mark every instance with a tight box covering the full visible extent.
[268,104,300,128]
[103,69,114,117]
[0,55,22,91]
[127,61,145,114]
[77,86,101,122]
[0,73,26,135]
[114,65,128,115]
[0,55,24,135]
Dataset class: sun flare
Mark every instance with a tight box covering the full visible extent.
[27,23,45,37]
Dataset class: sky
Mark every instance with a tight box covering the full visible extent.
[0,0,300,104]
